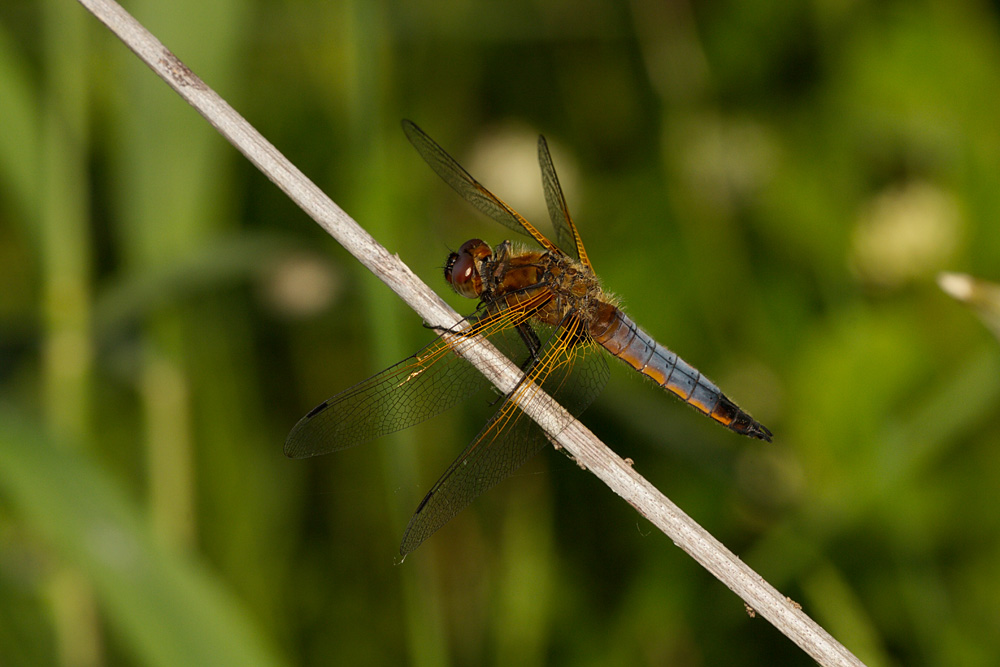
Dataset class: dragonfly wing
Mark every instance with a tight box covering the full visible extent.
[402,120,562,255]
[284,337,489,458]
[285,306,527,458]
[399,316,610,555]
[538,135,592,271]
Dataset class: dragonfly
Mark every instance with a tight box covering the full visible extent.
[286,120,772,556]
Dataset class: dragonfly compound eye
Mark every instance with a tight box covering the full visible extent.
[445,239,486,299]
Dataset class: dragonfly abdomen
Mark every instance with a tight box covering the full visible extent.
[590,307,772,441]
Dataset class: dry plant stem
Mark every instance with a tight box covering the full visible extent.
[78,1,865,665]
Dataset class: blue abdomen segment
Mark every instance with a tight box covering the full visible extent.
[591,308,772,441]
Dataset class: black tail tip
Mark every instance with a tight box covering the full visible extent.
[730,413,773,442]
[746,422,773,443]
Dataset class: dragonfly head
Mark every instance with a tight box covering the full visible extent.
[445,238,491,299]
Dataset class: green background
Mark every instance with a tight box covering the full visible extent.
[3,0,1000,665]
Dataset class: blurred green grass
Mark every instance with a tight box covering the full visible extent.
[3,0,1000,665]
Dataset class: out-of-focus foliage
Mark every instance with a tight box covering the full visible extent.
[2,0,999,664]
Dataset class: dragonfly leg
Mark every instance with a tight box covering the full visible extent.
[485,322,541,408]
[515,322,543,361]
[422,320,465,335]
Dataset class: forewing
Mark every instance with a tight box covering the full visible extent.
[402,120,561,255]
[285,308,529,459]
[538,135,592,271]
[399,315,610,555]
